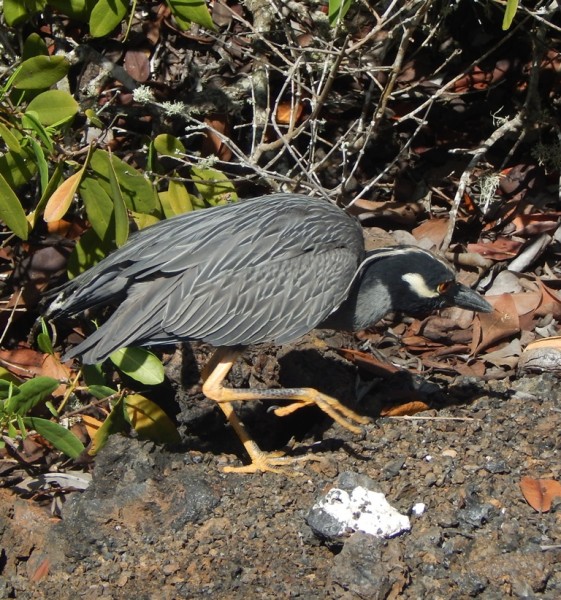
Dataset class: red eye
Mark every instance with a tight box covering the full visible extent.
[437,281,452,294]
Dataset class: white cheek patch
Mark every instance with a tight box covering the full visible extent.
[402,273,440,298]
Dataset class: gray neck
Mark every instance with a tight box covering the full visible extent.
[319,271,392,332]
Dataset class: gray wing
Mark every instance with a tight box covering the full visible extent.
[53,194,364,363]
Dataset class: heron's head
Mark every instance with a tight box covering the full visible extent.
[359,246,493,323]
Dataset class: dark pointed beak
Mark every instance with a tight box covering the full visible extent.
[448,283,493,313]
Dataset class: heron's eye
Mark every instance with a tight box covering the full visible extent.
[437,281,452,294]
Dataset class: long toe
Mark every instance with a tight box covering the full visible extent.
[222,452,326,476]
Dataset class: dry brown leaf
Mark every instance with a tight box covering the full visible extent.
[381,401,430,417]
[41,354,71,396]
[525,336,561,351]
[81,414,103,440]
[411,219,449,248]
[467,239,522,261]
[0,348,44,377]
[336,347,400,375]
[520,477,561,512]
[30,558,50,582]
[124,49,150,82]
[276,101,304,125]
[511,213,561,237]
[472,294,520,354]
[202,116,232,161]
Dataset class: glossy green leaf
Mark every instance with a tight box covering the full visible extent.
[49,0,93,21]
[107,151,129,247]
[3,0,46,26]
[25,90,79,126]
[167,179,193,215]
[24,416,85,458]
[90,150,159,215]
[153,133,186,157]
[13,55,70,90]
[125,394,181,443]
[0,172,29,240]
[191,166,237,205]
[22,33,48,61]
[502,0,519,30]
[21,112,54,154]
[87,384,118,399]
[30,161,64,227]
[110,347,165,385]
[89,0,128,37]
[82,362,108,388]
[67,228,113,277]
[0,123,22,154]
[89,395,128,455]
[79,176,114,241]
[167,0,215,31]
[6,376,59,416]
[85,108,104,128]
[328,0,353,25]
[0,145,37,189]
[28,137,49,193]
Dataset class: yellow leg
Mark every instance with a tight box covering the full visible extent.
[201,346,369,474]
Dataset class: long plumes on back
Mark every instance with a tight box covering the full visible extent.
[49,194,365,364]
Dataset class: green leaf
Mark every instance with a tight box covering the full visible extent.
[107,151,129,247]
[153,133,186,157]
[165,179,193,216]
[22,33,48,61]
[7,376,59,416]
[191,166,237,205]
[0,145,37,190]
[13,55,70,90]
[89,395,128,455]
[3,0,46,26]
[89,0,129,37]
[110,347,165,385]
[90,149,160,215]
[30,161,64,227]
[67,228,113,277]
[0,171,29,239]
[82,363,108,387]
[25,90,79,126]
[21,112,54,154]
[0,123,22,154]
[125,394,181,443]
[28,137,49,193]
[48,0,93,21]
[87,384,117,399]
[24,417,85,458]
[167,0,215,31]
[502,0,519,30]
[328,0,353,26]
[85,108,104,128]
[80,177,114,241]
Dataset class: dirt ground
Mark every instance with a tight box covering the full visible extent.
[1,334,560,599]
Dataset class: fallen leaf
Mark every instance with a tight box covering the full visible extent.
[520,477,561,512]
[30,558,50,582]
[380,401,430,416]
[472,294,520,354]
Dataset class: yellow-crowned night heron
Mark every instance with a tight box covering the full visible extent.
[46,194,492,473]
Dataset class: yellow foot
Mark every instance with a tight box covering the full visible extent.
[223,450,325,476]
[273,392,370,434]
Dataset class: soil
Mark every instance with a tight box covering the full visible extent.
[1,333,560,599]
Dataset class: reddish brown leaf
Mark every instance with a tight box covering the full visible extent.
[381,401,430,417]
[472,294,520,354]
[276,101,304,125]
[336,347,400,376]
[467,239,523,261]
[202,116,232,161]
[30,558,50,582]
[520,477,561,512]
[412,219,448,248]
[124,49,150,82]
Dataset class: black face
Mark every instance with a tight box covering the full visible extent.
[387,252,493,316]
